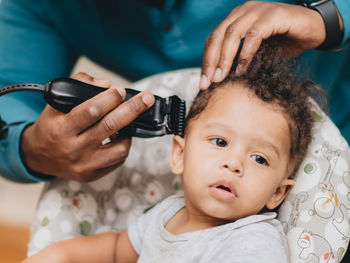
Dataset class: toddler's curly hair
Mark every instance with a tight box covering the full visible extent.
[186,40,315,179]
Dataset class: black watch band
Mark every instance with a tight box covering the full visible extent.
[296,0,343,51]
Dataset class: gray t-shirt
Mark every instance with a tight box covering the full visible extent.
[128,195,289,263]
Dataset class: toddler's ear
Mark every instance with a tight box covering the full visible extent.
[170,135,185,175]
[265,179,294,210]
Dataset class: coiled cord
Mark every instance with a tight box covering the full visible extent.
[0,83,45,96]
[0,83,43,139]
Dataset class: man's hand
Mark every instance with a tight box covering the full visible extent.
[20,72,155,182]
[200,1,337,89]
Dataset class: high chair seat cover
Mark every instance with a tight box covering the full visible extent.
[28,68,350,262]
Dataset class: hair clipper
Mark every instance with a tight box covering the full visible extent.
[0,78,186,138]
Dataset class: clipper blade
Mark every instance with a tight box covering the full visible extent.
[167,96,186,137]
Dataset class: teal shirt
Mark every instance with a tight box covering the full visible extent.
[0,0,349,182]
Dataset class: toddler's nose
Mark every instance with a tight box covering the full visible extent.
[221,159,243,177]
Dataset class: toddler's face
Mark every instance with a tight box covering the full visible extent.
[170,83,294,222]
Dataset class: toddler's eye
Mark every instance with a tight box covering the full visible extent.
[251,155,268,166]
[210,138,227,147]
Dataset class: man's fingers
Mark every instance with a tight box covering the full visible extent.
[236,14,280,75]
[215,6,269,80]
[200,29,224,90]
[93,137,132,169]
[72,72,94,82]
[200,6,244,90]
[236,25,264,75]
[72,72,112,88]
[202,1,308,83]
[58,137,131,182]
[200,4,256,88]
[67,86,126,134]
[215,18,249,82]
[82,91,155,143]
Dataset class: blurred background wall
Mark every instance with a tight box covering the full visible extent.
[0,56,130,263]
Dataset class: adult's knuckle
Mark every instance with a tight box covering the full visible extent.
[202,60,212,70]
[49,130,59,142]
[71,165,93,182]
[48,123,62,142]
[60,146,72,158]
[128,98,144,114]
[70,164,84,177]
[208,30,219,41]
[108,87,123,103]
[238,57,249,67]
[225,23,237,35]
[117,144,130,160]
[102,116,117,133]
[83,104,102,120]
[245,27,260,39]
[66,149,80,163]
[205,30,220,47]
[238,50,249,62]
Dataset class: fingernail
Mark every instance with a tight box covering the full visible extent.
[200,74,209,89]
[142,92,155,106]
[213,68,222,82]
[116,86,126,99]
[236,64,243,75]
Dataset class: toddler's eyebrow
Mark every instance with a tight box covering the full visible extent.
[202,122,281,158]
[250,138,280,159]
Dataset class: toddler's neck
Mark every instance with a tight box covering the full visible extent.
[165,206,231,235]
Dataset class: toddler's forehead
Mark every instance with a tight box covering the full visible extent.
[202,84,290,130]
[209,82,285,113]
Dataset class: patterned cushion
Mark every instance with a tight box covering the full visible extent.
[28,68,350,262]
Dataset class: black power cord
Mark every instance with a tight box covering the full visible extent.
[0,82,45,96]
[0,114,25,140]
[0,83,41,140]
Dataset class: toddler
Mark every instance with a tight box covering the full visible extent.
[23,42,315,263]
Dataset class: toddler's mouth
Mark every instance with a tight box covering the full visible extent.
[216,185,232,193]
[209,181,237,201]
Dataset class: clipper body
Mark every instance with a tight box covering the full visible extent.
[0,78,186,138]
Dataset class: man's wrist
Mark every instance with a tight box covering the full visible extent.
[296,0,344,51]
[20,124,55,180]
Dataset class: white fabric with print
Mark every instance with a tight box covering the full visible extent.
[28,68,350,263]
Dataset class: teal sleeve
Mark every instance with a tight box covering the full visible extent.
[0,0,79,182]
[334,0,350,44]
